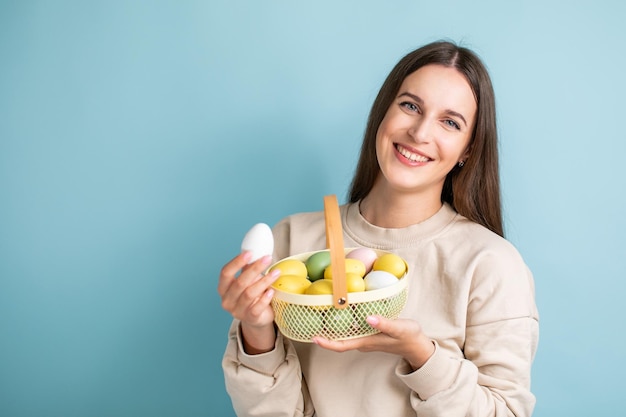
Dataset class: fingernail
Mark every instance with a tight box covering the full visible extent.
[366,316,379,326]
[268,269,281,279]
[242,251,252,263]
[260,255,273,266]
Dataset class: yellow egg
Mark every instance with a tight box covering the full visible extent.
[324,258,366,279]
[346,272,365,293]
[271,274,311,294]
[304,279,334,295]
[269,259,308,279]
[372,253,407,278]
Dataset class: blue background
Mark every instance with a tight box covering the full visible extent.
[1,1,625,416]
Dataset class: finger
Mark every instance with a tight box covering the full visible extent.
[235,268,280,307]
[217,252,253,295]
[221,267,280,317]
[244,286,276,319]
[366,315,409,339]
[312,336,366,352]
[218,253,272,296]
[237,255,274,286]
[312,336,347,351]
[228,255,275,297]
[365,315,388,332]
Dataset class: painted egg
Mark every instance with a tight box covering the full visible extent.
[305,250,331,282]
[346,247,378,273]
[372,253,407,278]
[363,270,399,291]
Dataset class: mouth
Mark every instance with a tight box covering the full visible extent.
[394,143,431,163]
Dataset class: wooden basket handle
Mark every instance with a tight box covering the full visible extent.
[324,195,348,309]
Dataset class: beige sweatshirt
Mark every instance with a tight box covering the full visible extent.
[222,202,539,417]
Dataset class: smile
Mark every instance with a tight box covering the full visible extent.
[395,144,430,163]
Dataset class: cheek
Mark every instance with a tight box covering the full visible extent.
[375,128,394,167]
[374,125,385,156]
[375,138,384,167]
[376,109,397,138]
[375,116,397,151]
[441,133,471,159]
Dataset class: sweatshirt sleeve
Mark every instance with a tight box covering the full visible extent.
[222,320,314,417]
[396,241,539,417]
[221,213,322,417]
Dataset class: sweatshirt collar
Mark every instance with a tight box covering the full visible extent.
[343,201,458,250]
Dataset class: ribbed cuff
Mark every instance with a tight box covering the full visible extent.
[395,341,461,400]
[235,322,286,376]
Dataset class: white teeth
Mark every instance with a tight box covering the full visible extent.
[397,145,429,162]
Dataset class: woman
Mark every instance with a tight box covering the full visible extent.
[219,40,539,417]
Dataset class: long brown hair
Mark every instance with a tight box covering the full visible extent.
[348,41,504,237]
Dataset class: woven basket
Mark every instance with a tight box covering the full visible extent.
[270,195,408,342]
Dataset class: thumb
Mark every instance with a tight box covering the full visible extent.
[367,316,420,339]
[366,315,399,335]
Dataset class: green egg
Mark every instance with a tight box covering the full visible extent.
[284,304,324,340]
[355,300,389,331]
[324,307,355,336]
[305,251,332,282]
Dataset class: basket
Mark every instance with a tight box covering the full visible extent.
[269,195,408,342]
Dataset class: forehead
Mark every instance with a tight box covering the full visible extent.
[400,64,476,116]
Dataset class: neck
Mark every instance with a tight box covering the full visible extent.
[359,186,443,228]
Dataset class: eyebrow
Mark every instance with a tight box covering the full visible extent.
[398,92,468,127]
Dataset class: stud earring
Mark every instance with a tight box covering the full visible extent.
[458,160,465,167]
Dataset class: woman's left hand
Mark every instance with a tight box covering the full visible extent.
[312,315,436,370]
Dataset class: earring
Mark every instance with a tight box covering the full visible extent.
[458,160,465,167]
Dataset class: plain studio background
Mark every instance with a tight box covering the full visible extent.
[1,1,624,416]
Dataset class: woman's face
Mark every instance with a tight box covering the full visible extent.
[375,64,477,201]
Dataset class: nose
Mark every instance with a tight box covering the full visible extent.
[407,116,432,143]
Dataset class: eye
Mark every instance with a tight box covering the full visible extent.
[444,119,460,130]
[400,101,420,113]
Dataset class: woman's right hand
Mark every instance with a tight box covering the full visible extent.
[218,252,281,353]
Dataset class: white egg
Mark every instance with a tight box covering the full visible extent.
[241,223,274,263]
[363,270,399,291]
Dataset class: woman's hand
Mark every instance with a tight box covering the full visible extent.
[312,316,435,370]
[218,252,280,354]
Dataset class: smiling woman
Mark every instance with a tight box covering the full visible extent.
[373,65,477,223]
[218,40,538,417]
[350,41,501,236]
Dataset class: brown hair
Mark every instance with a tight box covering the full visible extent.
[348,40,503,237]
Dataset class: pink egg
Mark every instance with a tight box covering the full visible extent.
[346,247,378,273]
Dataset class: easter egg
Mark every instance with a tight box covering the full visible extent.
[346,247,378,273]
[324,307,354,335]
[283,304,324,339]
[323,258,366,279]
[271,274,311,294]
[241,223,274,263]
[372,253,407,278]
[363,270,399,291]
[269,259,308,280]
[305,251,331,282]
[345,272,365,293]
[354,299,389,330]
[304,279,334,295]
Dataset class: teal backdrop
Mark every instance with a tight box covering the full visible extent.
[1,1,625,416]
